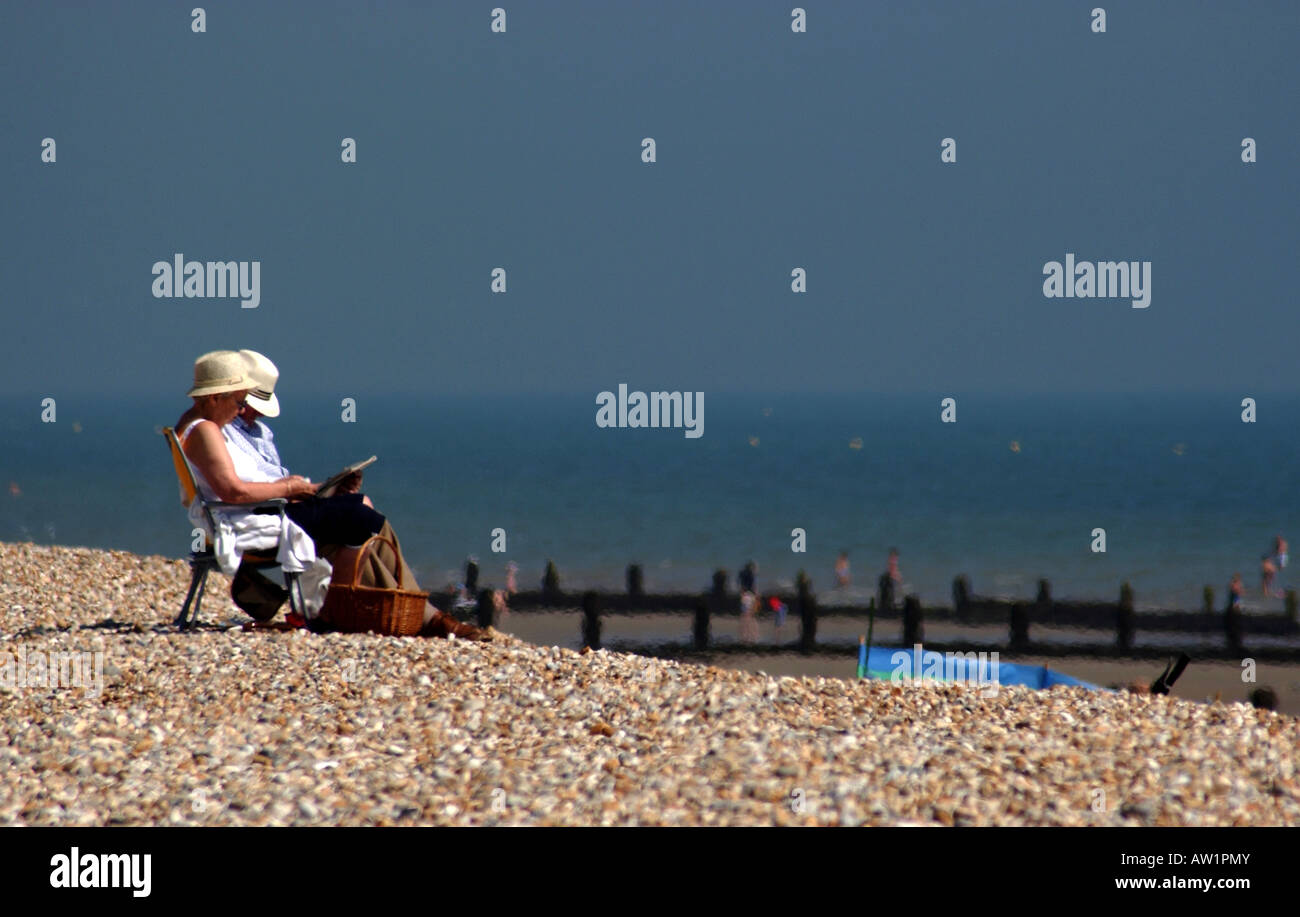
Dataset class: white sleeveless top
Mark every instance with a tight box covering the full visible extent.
[177,418,325,616]
[181,418,266,502]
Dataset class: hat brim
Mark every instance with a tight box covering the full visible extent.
[245,390,280,418]
[188,379,248,398]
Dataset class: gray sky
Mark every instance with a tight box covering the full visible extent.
[2,0,1297,396]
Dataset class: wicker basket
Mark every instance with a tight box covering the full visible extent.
[318,535,428,636]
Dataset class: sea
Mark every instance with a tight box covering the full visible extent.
[2,392,1296,614]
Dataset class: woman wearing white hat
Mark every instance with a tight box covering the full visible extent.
[175,351,324,617]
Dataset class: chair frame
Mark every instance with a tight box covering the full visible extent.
[162,427,306,629]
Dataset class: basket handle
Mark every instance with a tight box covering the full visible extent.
[347,534,408,589]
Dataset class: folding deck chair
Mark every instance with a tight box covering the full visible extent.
[162,426,306,629]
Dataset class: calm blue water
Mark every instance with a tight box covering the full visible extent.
[2,393,1296,612]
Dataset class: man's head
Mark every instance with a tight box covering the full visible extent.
[238,350,281,419]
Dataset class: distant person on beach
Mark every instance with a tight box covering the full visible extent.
[454,555,480,608]
[739,589,758,642]
[767,595,787,636]
[177,350,485,640]
[1229,572,1244,611]
[739,561,757,594]
[1261,555,1278,597]
[887,548,902,586]
[505,560,518,595]
[466,556,479,593]
[1274,535,1289,570]
[835,551,851,588]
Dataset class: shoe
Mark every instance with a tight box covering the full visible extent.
[422,610,491,641]
[421,612,448,638]
[447,618,492,641]
[243,615,309,633]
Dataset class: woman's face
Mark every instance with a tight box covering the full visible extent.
[197,389,248,425]
[221,390,249,424]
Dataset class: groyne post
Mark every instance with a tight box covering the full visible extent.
[581,591,601,650]
[878,573,895,613]
[1010,602,1030,650]
[627,564,643,598]
[475,588,494,628]
[542,560,561,602]
[902,594,923,646]
[953,575,970,622]
[1203,586,1214,615]
[1117,582,1135,651]
[711,569,728,603]
[1010,579,1046,649]
[693,598,710,650]
[1224,608,1243,652]
[1287,589,1298,626]
[1223,587,1244,653]
[797,571,817,654]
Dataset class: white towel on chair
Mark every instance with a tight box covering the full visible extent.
[188,502,317,577]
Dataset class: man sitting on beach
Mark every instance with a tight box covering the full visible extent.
[224,354,301,481]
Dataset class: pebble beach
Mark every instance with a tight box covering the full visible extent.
[1,541,1297,826]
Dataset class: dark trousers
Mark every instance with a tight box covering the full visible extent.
[285,493,386,547]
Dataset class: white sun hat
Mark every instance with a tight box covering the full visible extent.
[187,350,249,398]
[237,350,281,418]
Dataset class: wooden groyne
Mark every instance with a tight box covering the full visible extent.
[466,565,1300,662]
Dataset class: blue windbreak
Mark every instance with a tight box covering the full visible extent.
[862,645,1103,691]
